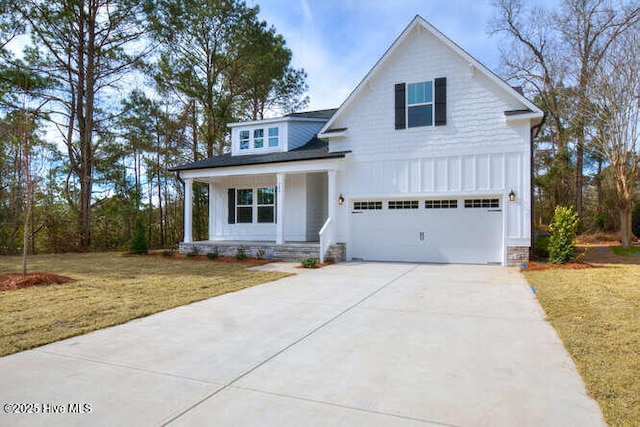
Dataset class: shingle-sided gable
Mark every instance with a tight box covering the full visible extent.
[319,15,542,140]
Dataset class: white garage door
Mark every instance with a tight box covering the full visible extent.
[350,198,503,264]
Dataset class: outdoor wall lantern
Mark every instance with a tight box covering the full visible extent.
[338,194,345,205]
[508,189,516,202]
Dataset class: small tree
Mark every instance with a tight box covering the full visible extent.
[549,205,579,264]
[129,217,148,254]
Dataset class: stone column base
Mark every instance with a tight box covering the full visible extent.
[507,246,530,266]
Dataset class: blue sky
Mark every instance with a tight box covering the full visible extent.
[252,0,555,111]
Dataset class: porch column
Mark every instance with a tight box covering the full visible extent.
[276,173,285,244]
[183,178,193,243]
[208,182,215,240]
[327,170,337,222]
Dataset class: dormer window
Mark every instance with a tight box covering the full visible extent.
[253,129,264,148]
[240,131,250,150]
[268,127,279,147]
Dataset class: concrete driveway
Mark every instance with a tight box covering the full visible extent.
[0,263,604,426]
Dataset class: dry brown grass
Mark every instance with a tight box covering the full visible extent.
[524,265,640,426]
[0,252,289,357]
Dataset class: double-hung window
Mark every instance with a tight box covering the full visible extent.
[257,187,275,223]
[239,131,250,150]
[407,81,433,128]
[268,127,279,147]
[236,189,253,223]
[253,129,264,149]
[234,187,275,224]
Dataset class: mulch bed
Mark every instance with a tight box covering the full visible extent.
[0,273,74,292]
[523,243,640,271]
[521,261,596,272]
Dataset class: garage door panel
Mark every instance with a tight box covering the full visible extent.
[350,198,502,264]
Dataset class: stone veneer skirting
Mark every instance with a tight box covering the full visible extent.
[179,241,346,263]
[507,246,530,266]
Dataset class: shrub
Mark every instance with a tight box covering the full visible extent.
[548,205,579,264]
[533,235,550,259]
[632,204,640,239]
[301,257,318,268]
[186,245,199,258]
[255,249,265,260]
[128,217,148,255]
[235,246,247,260]
[161,250,173,257]
[206,248,219,260]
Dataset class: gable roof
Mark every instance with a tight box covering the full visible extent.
[319,15,543,136]
[170,138,349,172]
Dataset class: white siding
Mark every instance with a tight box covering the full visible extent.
[305,173,327,241]
[327,25,533,249]
[208,174,312,242]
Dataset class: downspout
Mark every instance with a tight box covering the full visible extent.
[529,112,547,261]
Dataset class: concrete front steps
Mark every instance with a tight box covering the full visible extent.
[179,241,346,263]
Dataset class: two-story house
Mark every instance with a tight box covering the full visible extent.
[171,15,544,266]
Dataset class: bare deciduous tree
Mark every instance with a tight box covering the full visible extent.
[590,28,640,247]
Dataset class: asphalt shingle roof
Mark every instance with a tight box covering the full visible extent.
[170,138,349,172]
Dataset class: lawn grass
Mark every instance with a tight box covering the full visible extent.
[0,252,289,357]
[524,265,640,426]
[611,245,640,257]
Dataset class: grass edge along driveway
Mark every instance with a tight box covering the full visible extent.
[0,252,289,357]
[524,264,640,426]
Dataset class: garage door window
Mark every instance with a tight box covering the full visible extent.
[464,199,499,208]
[353,201,382,210]
[425,200,457,209]
[388,200,419,209]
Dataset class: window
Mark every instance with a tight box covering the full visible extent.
[239,131,250,150]
[425,200,458,209]
[388,200,419,209]
[236,189,253,223]
[233,187,275,224]
[257,187,275,223]
[407,81,433,128]
[464,199,499,208]
[353,201,383,210]
[395,78,446,129]
[253,129,264,149]
[268,127,279,147]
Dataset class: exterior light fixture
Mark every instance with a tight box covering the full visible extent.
[508,189,516,202]
[338,194,345,205]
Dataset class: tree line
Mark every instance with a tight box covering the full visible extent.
[0,0,308,256]
[492,0,639,246]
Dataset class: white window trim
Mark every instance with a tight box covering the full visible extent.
[236,126,282,154]
[407,81,434,128]
[236,187,276,224]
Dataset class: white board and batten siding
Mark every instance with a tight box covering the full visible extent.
[322,20,536,264]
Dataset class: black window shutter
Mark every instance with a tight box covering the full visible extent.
[228,188,236,224]
[394,83,406,129]
[274,186,277,224]
[434,77,447,126]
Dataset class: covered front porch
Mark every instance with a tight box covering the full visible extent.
[180,162,345,263]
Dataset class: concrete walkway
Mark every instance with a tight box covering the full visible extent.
[0,263,604,426]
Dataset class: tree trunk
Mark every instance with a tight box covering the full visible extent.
[620,207,630,248]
